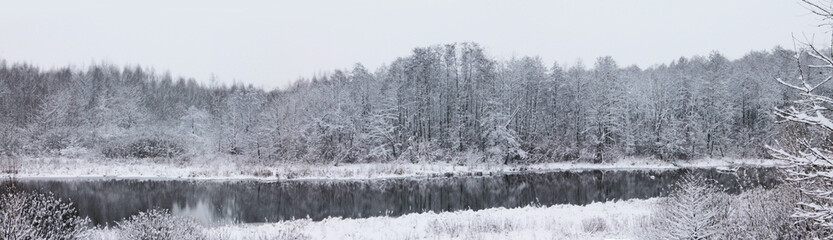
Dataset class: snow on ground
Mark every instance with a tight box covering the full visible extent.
[87,198,656,240]
[1,155,784,181]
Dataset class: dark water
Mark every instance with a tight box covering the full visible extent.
[6,167,780,225]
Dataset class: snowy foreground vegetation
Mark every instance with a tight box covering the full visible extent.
[0,175,816,239]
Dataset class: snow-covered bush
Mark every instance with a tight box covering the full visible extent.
[208,220,311,240]
[397,139,450,163]
[0,190,90,240]
[116,208,205,240]
[59,146,91,158]
[426,216,517,238]
[480,107,526,164]
[299,119,355,164]
[103,138,184,159]
[646,180,818,239]
[649,174,731,240]
[725,184,816,240]
[36,130,72,153]
[581,217,607,233]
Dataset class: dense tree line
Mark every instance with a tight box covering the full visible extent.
[0,43,816,163]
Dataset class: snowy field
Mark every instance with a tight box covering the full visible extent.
[86,198,655,240]
[1,156,783,181]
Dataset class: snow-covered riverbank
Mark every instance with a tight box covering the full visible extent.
[86,198,655,240]
[1,156,783,181]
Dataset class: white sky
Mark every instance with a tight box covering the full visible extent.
[0,0,829,89]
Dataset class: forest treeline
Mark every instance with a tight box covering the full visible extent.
[0,43,816,163]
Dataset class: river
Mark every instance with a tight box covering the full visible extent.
[4,167,780,225]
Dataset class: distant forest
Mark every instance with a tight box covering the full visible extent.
[0,43,820,163]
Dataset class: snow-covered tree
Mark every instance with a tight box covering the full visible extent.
[221,85,265,155]
[699,52,735,157]
[769,0,833,234]
[179,106,211,154]
[587,56,627,162]
[480,101,524,163]
[563,61,590,158]
[651,174,732,239]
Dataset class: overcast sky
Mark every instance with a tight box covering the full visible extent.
[0,0,828,89]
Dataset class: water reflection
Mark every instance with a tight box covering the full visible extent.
[7,167,780,225]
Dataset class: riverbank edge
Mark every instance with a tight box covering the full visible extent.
[86,197,656,239]
[1,157,784,182]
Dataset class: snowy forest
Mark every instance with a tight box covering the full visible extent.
[0,43,814,164]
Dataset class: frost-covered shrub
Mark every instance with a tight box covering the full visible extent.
[726,184,819,239]
[101,142,127,158]
[59,146,91,158]
[117,209,205,240]
[37,131,71,152]
[470,217,516,233]
[0,191,90,240]
[523,140,580,163]
[395,140,453,163]
[581,217,607,233]
[450,150,486,165]
[426,216,516,238]
[649,174,731,240]
[427,218,467,237]
[208,220,311,240]
[103,138,184,159]
[646,181,820,239]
